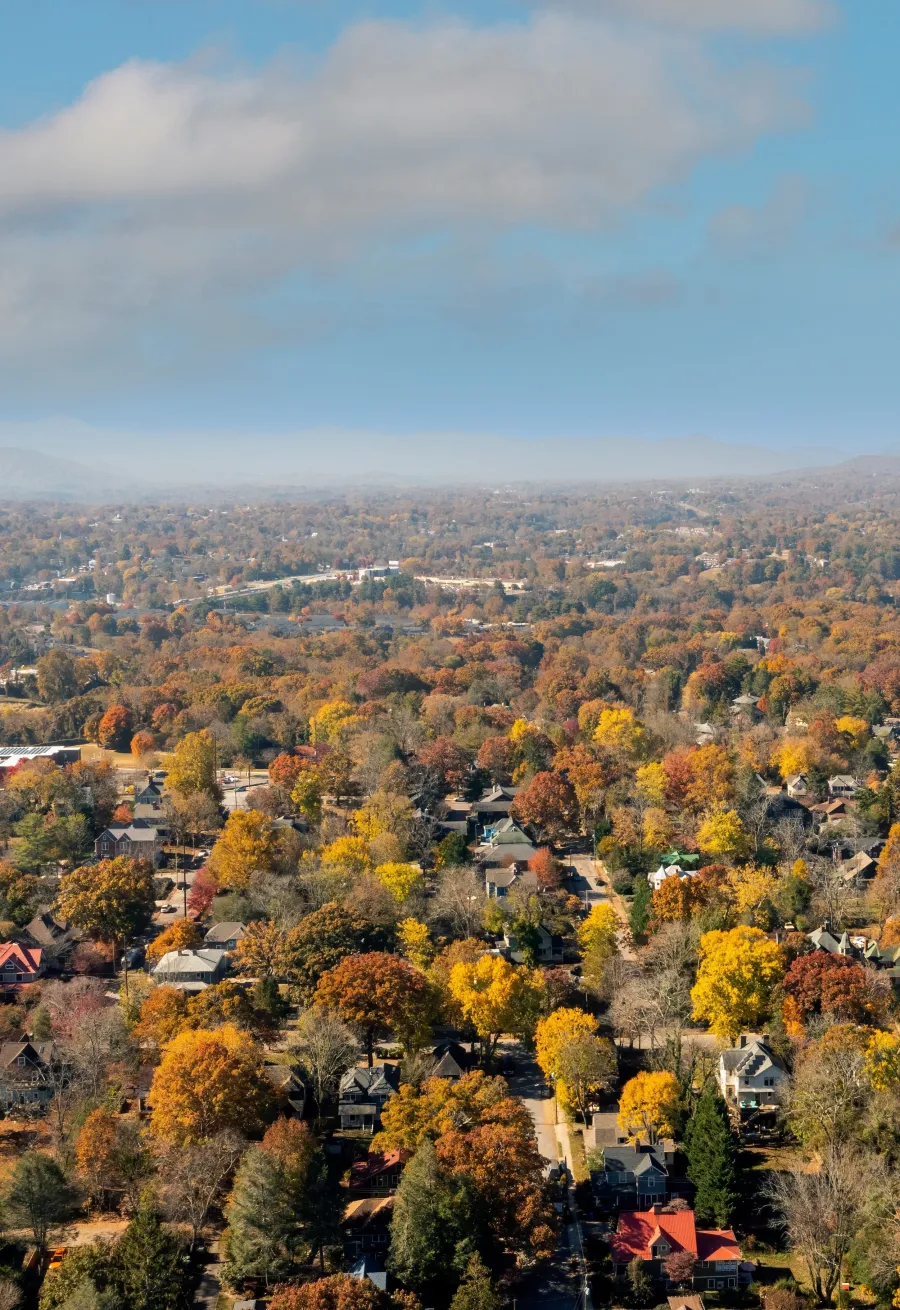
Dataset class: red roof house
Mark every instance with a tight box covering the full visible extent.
[0,942,44,990]
[349,1149,412,1196]
[610,1207,741,1291]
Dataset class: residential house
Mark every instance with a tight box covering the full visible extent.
[648,864,693,893]
[339,1064,400,1134]
[785,774,809,799]
[809,798,847,826]
[731,694,761,724]
[503,923,565,965]
[828,775,860,799]
[484,862,539,899]
[203,922,248,952]
[434,796,473,838]
[133,780,165,822]
[349,1149,412,1196]
[0,1040,58,1109]
[470,785,520,822]
[348,1256,388,1293]
[94,821,165,866]
[476,818,537,871]
[429,1041,473,1081]
[0,942,44,992]
[840,850,877,887]
[610,1206,742,1291]
[151,948,228,990]
[19,909,79,971]
[806,926,900,979]
[262,1061,306,1117]
[590,1140,689,1211]
[342,1198,393,1260]
[718,1036,788,1128]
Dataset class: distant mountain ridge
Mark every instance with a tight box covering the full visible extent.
[0,446,102,497]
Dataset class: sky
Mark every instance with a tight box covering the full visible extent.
[1,0,900,478]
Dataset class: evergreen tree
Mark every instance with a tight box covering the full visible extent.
[449,1255,500,1310]
[683,1084,740,1227]
[109,1207,185,1310]
[629,877,651,938]
[5,1152,77,1251]
[387,1139,475,1290]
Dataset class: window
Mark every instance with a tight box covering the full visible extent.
[764,1077,774,1087]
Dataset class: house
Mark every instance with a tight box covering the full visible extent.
[0,744,80,776]
[785,774,809,799]
[339,1064,400,1133]
[151,948,228,990]
[610,1206,742,1291]
[828,775,860,799]
[809,798,847,825]
[133,781,165,821]
[94,821,165,866]
[0,1040,58,1109]
[429,1041,474,1081]
[434,796,472,838]
[349,1149,412,1196]
[0,942,44,991]
[484,862,539,899]
[590,1141,689,1211]
[718,1036,789,1126]
[203,922,248,952]
[476,818,537,871]
[262,1061,306,1117]
[840,850,877,887]
[669,1297,705,1310]
[19,909,79,969]
[731,694,761,723]
[343,1197,394,1259]
[470,785,520,821]
[648,864,694,893]
[503,923,565,965]
[349,1256,388,1293]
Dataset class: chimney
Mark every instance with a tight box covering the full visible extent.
[651,1203,663,1215]
[739,1034,748,1048]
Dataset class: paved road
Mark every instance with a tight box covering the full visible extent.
[568,854,635,960]
[193,1238,222,1310]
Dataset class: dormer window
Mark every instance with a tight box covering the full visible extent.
[654,1242,670,1257]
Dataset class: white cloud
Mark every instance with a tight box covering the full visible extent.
[0,11,813,388]
[532,0,835,34]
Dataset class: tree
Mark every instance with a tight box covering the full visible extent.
[510,771,579,840]
[651,875,708,923]
[629,876,651,938]
[626,1257,653,1308]
[133,985,189,1049]
[76,1108,146,1210]
[224,1120,336,1286]
[269,753,306,791]
[207,810,279,891]
[291,1006,359,1110]
[529,847,562,891]
[388,1138,473,1289]
[233,920,288,978]
[663,1250,697,1286]
[291,770,326,826]
[448,955,546,1060]
[284,902,394,1000]
[765,1149,867,1305]
[449,1254,500,1310]
[146,918,201,964]
[783,951,875,1025]
[617,1070,681,1144]
[187,865,217,917]
[683,1084,739,1227]
[98,705,133,751]
[156,1131,245,1250]
[36,649,78,703]
[314,952,435,1064]
[696,809,750,860]
[269,1276,383,1310]
[148,1024,274,1144]
[131,730,156,760]
[4,1151,77,1250]
[166,731,219,799]
[690,926,783,1040]
[375,1070,534,1153]
[376,861,425,903]
[56,857,156,944]
[535,1007,616,1120]
[113,1205,186,1310]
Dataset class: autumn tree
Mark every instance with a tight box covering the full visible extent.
[76,1108,146,1210]
[449,955,546,1059]
[56,857,156,945]
[690,926,783,1039]
[284,902,394,1000]
[535,1007,616,1121]
[269,1276,383,1310]
[233,920,289,978]
[131,730,156,760]
[98,705,133,751]
[148,1024,274,1144]
[617,1071,681,1144]
[314,952,435,1064]
[510,771,579,840]
[269,753,306,792]
[291,770,326,826]
[133,986,190,1050]
[207,809,279,891]
[36,649,79,703]
[155,1131,245,1250]
[783,952,876,1026]
[146,919,201,964]
[529,847,562,891]
[166,731,219,799]
[376,861,425,904]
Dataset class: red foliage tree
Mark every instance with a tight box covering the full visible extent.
[187,866,218,918]
[268,753,305,791]
[130,730,155,758]
[530,847,563,891]
[98,705,133,751]
[510,771,579,840]
[476,736,517,784]
[270,1276,384,1310]
[418,737,472,791]
[783,951,873,1023]
[313,952,435,1065]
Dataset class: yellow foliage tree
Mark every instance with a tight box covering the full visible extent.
[309,700,357,744]
[449,955,546,1058]
[835,716,870,750]
[643,807,675,850]
[635,762,667,807]
[617,1071,681,1144]
[132,984,190,1049]
[865,1030,900,1091]
[535,1007,617,1121]
[696,809,750,860]
[773,738,816,781]
[146,918,202,963]
[376,862,424,903]
[593,708,647,759]
[207,810,279,891]
[691,926,784,1039]
[536,1007,598,1079]
[166,730,219,798]
[148,1023,273,1144]
[319,835,372,876]
[398,918,433,970]
[578,903,619,960]
[727,865,778,927]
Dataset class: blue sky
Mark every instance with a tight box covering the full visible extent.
[1,0,899,474]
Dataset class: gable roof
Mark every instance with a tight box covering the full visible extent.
[612,1210,698,1262]
[0,1040,54,1070]
[340,1064,401,1098]
[720,1038,787,1078]
[151,948,226,975]
[98,824,162,843]
[349,1149,412,1188]
[203,922,247,945]
[0,942,43,974]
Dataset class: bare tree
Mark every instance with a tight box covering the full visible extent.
[765,1149,871,1305]
[292,1007,359,1111]
[784,1039,870,1151]
[156,1131,246,1250]
[429,865,486,938]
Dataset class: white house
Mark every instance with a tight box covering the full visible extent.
[828,774,860,799]
[718,1036,788,1118]
[648,863,695,893]
[151,948,228,991]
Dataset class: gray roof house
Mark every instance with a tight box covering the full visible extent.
[95,821,165,866]
[151,948,228,991]
[471,785,520,820]
[204,922,248,951]
[503,923,565,965]
[718,1036,789,1127]
[828,774,860,799]
[339,1064,400,1134]
[484,861,539,899]
[0,1040,59,1109]
[476,818,537,871]
[590,1140,687,1211]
